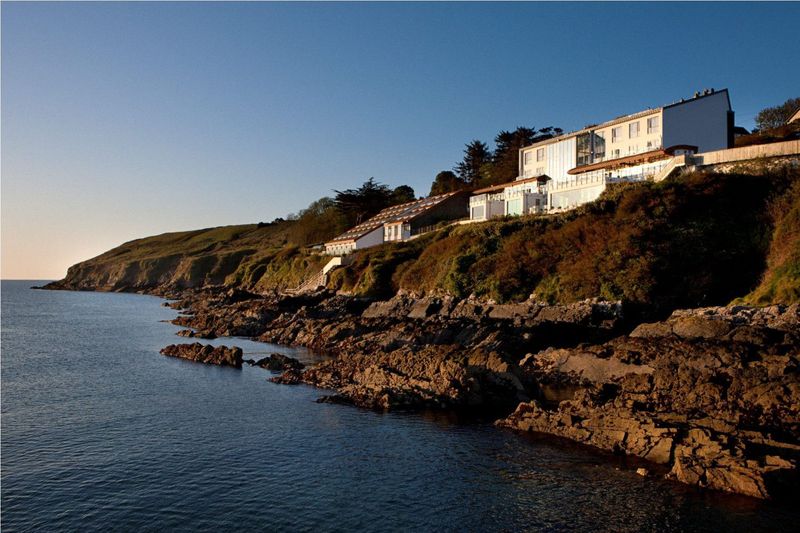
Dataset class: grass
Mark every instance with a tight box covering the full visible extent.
[58,167,800,310]
[333,169,799,312]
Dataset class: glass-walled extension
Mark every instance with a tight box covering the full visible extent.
[576,131,608,167]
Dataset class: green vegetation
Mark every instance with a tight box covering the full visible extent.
[450,126,564,189]
[332,178,416,229]
[429,171,466,196]
[755,96,800,131]
[327,168,800,312]
[741,178,800,305]
[56,221,326,292]
[55,167,800,312]
[736,95,800,148]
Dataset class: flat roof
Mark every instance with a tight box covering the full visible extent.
[566,148,669,175]
[473,175,549,194]
[520,89,730,153]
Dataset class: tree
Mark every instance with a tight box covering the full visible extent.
[491,126,563,185]
[391,185,416,205]
[287,197,346,245]
[454,140,492,185]
[429,170,466,196]
[333,178,394,227]
[755,97,800,131]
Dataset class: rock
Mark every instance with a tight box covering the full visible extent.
[159,288,798,500]
[176,329,217,339]
[497,306,800,500]
[629,321,674,338]
[270,368,304,385]
[636,468,649,477]
[407,298,442,319]
[253,353,305,371]
[671,316,734,339]
[160,343,243,368]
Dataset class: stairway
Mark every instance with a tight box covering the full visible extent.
[285,255,352,295]
[653,154,691,182]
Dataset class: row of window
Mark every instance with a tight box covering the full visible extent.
[523,148,546,165]
[611,116,660,142]
[523,115,661,167]
[385,224,405,240]
[607,141,660,160]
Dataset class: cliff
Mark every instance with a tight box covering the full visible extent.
[43,165,800,500]
[47,167,800,312]
[45,222,328,293]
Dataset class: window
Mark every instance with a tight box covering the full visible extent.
[612,148,620,158]
[629,121,640,138]
[647,116,660,134]
[612,126,622,143]
[507,198,523,216]
[524,151,534,165]
[536,148,545,161]
[576,133,592,166]
[594,131,606,161]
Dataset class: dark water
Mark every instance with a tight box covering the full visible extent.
[2,280,797,532]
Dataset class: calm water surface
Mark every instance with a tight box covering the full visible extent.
[2,280,797,532]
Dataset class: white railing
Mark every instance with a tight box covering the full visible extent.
[469,194,487,206]
[286,255,353,295]
[548,172,608,192]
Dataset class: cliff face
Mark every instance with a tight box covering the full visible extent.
[46,223,327,293]
[48,168,800,310]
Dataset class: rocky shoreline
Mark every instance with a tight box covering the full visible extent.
[121,286,800,499]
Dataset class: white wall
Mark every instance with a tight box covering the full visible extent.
[325,242,355,256]
[470,205,486,221]
[543,137,577,183]
[550,184,605,209]
[663,91,730,153]
[594,110,662,160]
[487,198,505,219]
[355,226,385,250]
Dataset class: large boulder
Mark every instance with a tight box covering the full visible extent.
[160,343,243,368]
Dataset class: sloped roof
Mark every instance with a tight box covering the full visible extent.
[326,191,463,244]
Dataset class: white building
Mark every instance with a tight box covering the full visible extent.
[518,88,733,211]
[469,176,549,221]
[788,106,800,124]
[325,191,468,255]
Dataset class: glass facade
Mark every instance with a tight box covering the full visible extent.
[576,131,607,166]
[594,131,606,160]
[576,133,592,166]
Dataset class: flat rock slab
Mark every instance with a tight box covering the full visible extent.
[160,343,243,368]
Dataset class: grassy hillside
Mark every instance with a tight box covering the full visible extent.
[330,167,800,311]
[49,221,327,292]
[51,167,800,312]
[741,177,800,304]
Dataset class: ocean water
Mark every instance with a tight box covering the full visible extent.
[1,280,797,532]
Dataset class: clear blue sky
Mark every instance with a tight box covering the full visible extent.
[3,2,799,279]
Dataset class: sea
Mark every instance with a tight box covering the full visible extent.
[2,280,798,532]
